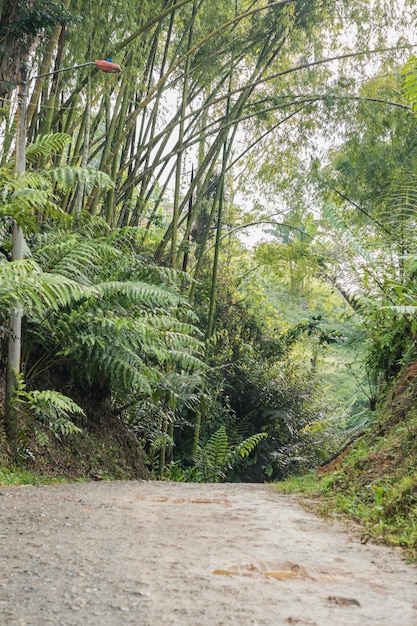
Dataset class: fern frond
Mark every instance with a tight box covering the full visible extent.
[383,305,417,315]
[11,225,206,404]
[97,280,183,307]
[34,235,123,284]
[37,273,96,309]
[98,353,154,394]
[0,171,70,228]
[207,426,229,467]
[46,166,114,191]
[322,202,373,263]
[402,56,417,112]
[237,432,268,458]
[0,259,95,318]
[25,133,71,162]
[17,386,84,443]
[27,389,85,418]
[167,349,206,372]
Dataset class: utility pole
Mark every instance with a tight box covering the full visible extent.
[5,64,27,447]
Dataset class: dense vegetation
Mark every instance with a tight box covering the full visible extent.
[1,0,417,527]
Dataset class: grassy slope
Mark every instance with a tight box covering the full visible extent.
[276,361,417,561]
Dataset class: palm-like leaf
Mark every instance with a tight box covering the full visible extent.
[0,134,114,229]
[46,166,114,191]
[25,133,71,163]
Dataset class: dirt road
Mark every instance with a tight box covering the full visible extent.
[0,481,416,625]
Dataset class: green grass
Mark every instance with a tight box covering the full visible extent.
[273,422,417,562]
[0,467,68,486]
[273,471,321,494]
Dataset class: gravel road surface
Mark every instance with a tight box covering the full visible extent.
[0,481,416,625]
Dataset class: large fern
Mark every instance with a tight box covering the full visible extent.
[194,426,267,482]
[0,258,95,320]
[0,131,206,432]
[401,55,417,112]
[11,375,84,448]
[0,133,114,229]
[18,226,206,408]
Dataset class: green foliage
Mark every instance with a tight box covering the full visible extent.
[25,133,71,163]
[362,303,414,383]
[0,467,64,485]
[186,243,346,482]
[401,55,417,112]
[3,0,408,483]
[12,1,74,35]
[255,365,343,480]
[237,432,268,459]
[274,378,417,562]
[0,257,96,319]
[20,225,206,403]
[193,426,268,483]
[196,425,229,482]
[273,471,320,494]
[285,315,343,348]
[0,130,205,469]
[11,374,83,450]
[314,65,417,385]
[0,133,113,230]
[321,457,417,557]
[320,193,417,385]
[46,166,115,192]
[20,389,84,438]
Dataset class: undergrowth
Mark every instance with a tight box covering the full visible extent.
[0,396,149,484]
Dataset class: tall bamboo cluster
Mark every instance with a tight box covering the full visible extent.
[1,1,354,277]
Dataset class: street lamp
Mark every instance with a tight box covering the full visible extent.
[5,59,121,447]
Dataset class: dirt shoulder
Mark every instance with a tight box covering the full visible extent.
[0,481,416,625]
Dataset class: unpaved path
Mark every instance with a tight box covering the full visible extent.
[0,481,416,626]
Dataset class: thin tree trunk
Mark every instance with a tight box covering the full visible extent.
[171,1,196,268]
[158,412,169,479]
[73,71,91,218]
[27,4,69,133]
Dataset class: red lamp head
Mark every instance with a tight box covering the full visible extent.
[94,60,122,73]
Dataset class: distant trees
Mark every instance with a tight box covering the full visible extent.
[311,58,417,392]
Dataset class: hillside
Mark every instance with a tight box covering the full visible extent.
[0,389,149,482]
[280,362,417,560]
